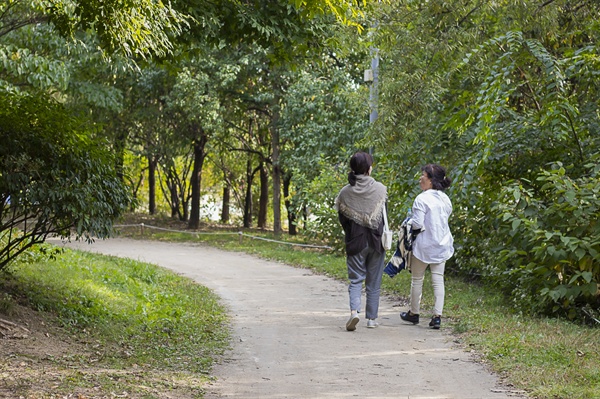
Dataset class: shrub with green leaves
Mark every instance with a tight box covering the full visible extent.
[0,92,131,270]
[297,161,347,252]
[493,162,600,320]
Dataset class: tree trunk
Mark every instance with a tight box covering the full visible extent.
[170,184,179,218]
[283,173,296,235]
[166,169,180,219]
[243,158,253,228]
[131,168,145,212]
[148,156,157,215]
[188,128,208,230]
[258,162,268,229]
[114,129,127,182]
[183,197,190,221]
[221,181,230,224]
[303,205,308,230]
[271,98,282,235]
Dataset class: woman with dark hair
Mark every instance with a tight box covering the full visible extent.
[400,164,454,329]
[335,151,388,331]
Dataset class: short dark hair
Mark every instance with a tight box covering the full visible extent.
[422,164,451,191]
[348,152,373,186]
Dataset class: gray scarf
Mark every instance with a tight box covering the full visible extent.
[335,175,387,230]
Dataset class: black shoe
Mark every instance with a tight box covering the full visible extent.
[429,316,441,329]
[400,311,419,324]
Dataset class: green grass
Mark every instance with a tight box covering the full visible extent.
[1,245,229,398]
[119,222,600,399]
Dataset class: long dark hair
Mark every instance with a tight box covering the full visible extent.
[422,164,451,191]
[348,152,373,186]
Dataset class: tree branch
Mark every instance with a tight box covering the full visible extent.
[565,111,585,164]
[538,0,558,9]
[0,16,49,38]
[456,4,481,28]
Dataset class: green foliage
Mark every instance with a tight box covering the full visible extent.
[0,92,131,270]
[1,0,185,67]
[493,163,600,319]
[181,0,381,61]
[49,0,187,59]
[297,161,347,251]
[0,2,73,94]
[292,0,379,33]
[280,65,369,178]
[450,29,600,317]
[167,65,223,133]
[0,43,70,92]
[372,0,600,320]
[0,9,127,113]
[279,55,370,238]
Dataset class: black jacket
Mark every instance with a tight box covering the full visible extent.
[338,212,384,256]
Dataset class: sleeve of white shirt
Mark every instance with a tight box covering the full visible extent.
[411,195,427,230]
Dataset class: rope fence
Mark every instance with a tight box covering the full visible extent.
[113,223,333,250]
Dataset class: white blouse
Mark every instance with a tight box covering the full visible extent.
[411,189,454,264]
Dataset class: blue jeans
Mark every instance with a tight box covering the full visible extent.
[346,245,385,320]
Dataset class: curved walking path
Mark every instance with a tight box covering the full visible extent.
[58,238,526,399]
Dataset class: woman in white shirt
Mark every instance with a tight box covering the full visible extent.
[400,164,454,329]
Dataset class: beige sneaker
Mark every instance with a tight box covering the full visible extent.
[366,319,379,328]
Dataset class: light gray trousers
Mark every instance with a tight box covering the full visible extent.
[346,245,386,320]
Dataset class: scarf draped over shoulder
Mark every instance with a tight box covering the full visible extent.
[334,175,387,230]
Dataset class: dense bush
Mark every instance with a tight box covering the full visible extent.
[0,92,131,270]
[493,163,600,320]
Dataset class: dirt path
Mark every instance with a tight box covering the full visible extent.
[58,238,526,399]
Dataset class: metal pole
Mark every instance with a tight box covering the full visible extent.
[367,4,380,155]
[369,48,379,127]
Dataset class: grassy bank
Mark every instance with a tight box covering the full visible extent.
[0,245,229,398]
[119,220,600,399]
